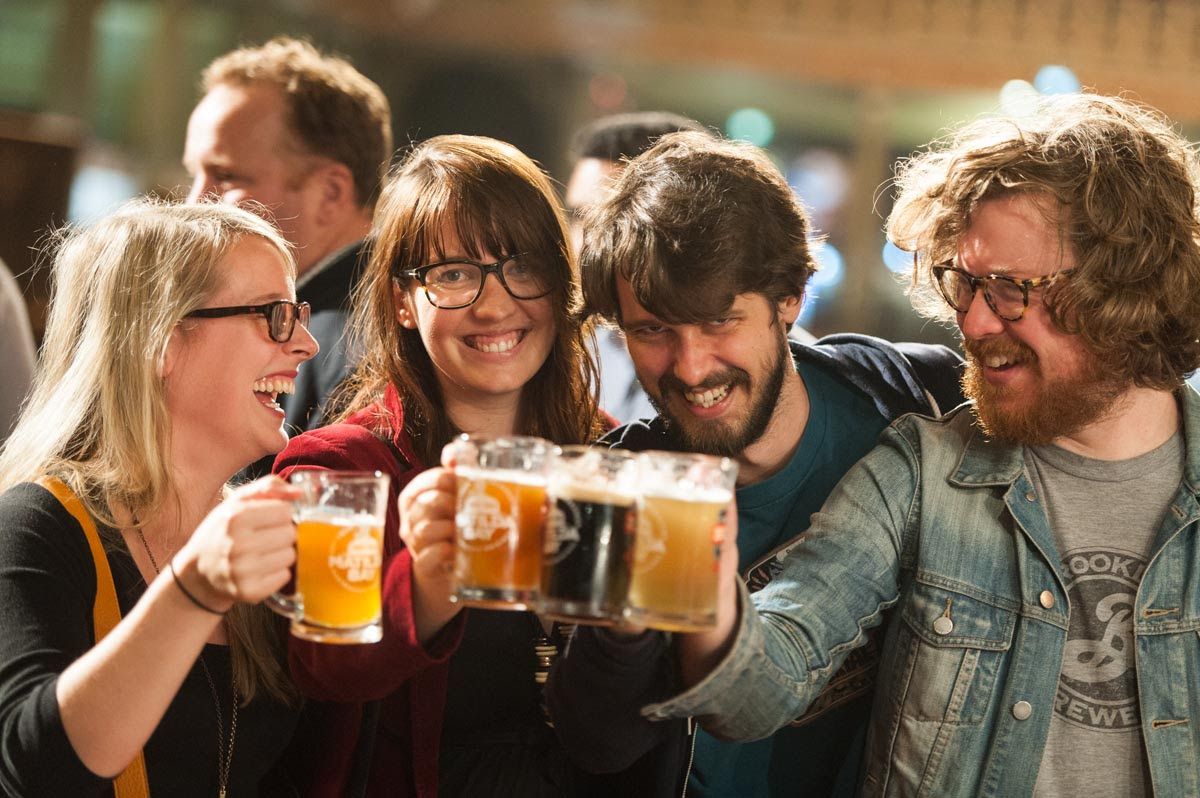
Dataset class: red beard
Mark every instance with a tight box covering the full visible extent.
[962,336,1125,445]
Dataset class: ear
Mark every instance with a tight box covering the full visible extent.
[309,162,357,225]
[393,282,417,329]
[777,294,802,327]
[159,327,183,380]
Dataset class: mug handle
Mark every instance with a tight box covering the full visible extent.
[266,513,302,619]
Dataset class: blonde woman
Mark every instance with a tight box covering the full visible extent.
[0,200,317,796]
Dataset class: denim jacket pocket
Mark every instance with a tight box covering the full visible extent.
[890,578,1016,726]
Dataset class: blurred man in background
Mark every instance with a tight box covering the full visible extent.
[184,36,392,438]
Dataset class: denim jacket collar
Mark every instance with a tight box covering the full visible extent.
[948,386,1200,495]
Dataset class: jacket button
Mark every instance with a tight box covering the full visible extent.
[1039,590,1055,609]
[1025,491,1037,502]
[1012,701,1032,720]
[933,616,954,635]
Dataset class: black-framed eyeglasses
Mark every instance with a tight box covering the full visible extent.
[398,253,552,309]
[930,260,1075,321]
[184,300,311,343]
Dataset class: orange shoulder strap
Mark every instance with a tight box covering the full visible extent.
[35,476,151,798]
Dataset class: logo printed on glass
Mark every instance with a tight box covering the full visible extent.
[545,497,582,564]
[456,483,518,551]
[633,504,667,574]
[328,525,383,592]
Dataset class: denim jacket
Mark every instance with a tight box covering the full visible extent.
[646,390,1200,796]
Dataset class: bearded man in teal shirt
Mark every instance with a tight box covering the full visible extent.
[547,131,964,796]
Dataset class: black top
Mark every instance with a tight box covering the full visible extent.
[0,482,300,797]
[439,610,591,796]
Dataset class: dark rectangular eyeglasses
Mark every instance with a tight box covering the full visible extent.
[398,253,552,309]
[184,299,311,343]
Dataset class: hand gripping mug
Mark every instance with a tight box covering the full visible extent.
[540,446,638,625]
[449,434,554,610]
[624,451,737,632]
[268,470,390,644]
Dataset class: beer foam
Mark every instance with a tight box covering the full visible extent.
[455,466,548,487]
[296,510,381,526]
[639,485,731,505]
[553,482,635,507]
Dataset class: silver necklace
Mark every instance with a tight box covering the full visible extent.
[134,523,238,798]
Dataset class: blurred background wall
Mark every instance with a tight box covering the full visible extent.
[3,0,1199,347]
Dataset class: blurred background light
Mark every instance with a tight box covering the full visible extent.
[881,240,912,274]
[1034,64,1080,95]
[998,78,1040,117]
[809,240,844,290]
[725,107,775,147]
[787,148,849,217]
[67,165,139,223]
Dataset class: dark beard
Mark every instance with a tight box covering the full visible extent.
[651,331,790,457]
[963,337,1125,445]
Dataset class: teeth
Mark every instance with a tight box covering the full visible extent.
[684,384,730,408]
[468,332,520,353]
[984,356,1012,368]
[252,377,296,397]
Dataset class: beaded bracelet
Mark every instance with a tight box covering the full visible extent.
[168,561,227,615]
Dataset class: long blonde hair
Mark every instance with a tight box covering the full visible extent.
[0,199,297,704]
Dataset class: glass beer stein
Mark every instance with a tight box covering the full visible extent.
[624,451,737,632]
[269,470,389,644]
[449,435,554,610]
[540,446,638,624]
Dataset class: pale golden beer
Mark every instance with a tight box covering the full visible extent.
[450,436,554,610]
[269,471,390,643]
[625,451,737,632]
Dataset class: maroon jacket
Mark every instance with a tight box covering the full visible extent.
[274,384,466,797]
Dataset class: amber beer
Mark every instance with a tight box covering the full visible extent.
[450,435,554,610]
[625,451,737,632]
[541,447,638,624]
[294,514,383,628]
[269,471,389,644]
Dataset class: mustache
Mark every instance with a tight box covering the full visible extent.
[962,337,1035,365]
[658,367,750,398]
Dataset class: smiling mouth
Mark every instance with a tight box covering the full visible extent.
[253,376,295,408]
[683,383,730,408]
[465,330,526,353]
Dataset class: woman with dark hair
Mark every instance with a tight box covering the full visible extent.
[274,135,608,796]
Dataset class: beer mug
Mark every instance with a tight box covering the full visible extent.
[541,446,638,624]
[624,451,737,632]
[450,435,554,610]
[269,470,389,644]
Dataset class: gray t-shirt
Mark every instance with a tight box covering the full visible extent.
[1026,431,1184,797]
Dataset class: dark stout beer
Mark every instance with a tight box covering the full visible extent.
[541,484,636,623]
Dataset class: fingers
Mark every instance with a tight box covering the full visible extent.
[398,468,457,550]
[233,474,303,502]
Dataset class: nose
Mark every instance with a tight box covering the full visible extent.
[471,271,517,317]
[287,320,319,362]
[958,286,1004,340]
[186,173,215,204]
[671,328,717,387]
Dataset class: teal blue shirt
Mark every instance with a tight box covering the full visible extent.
[688,360,888,798]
